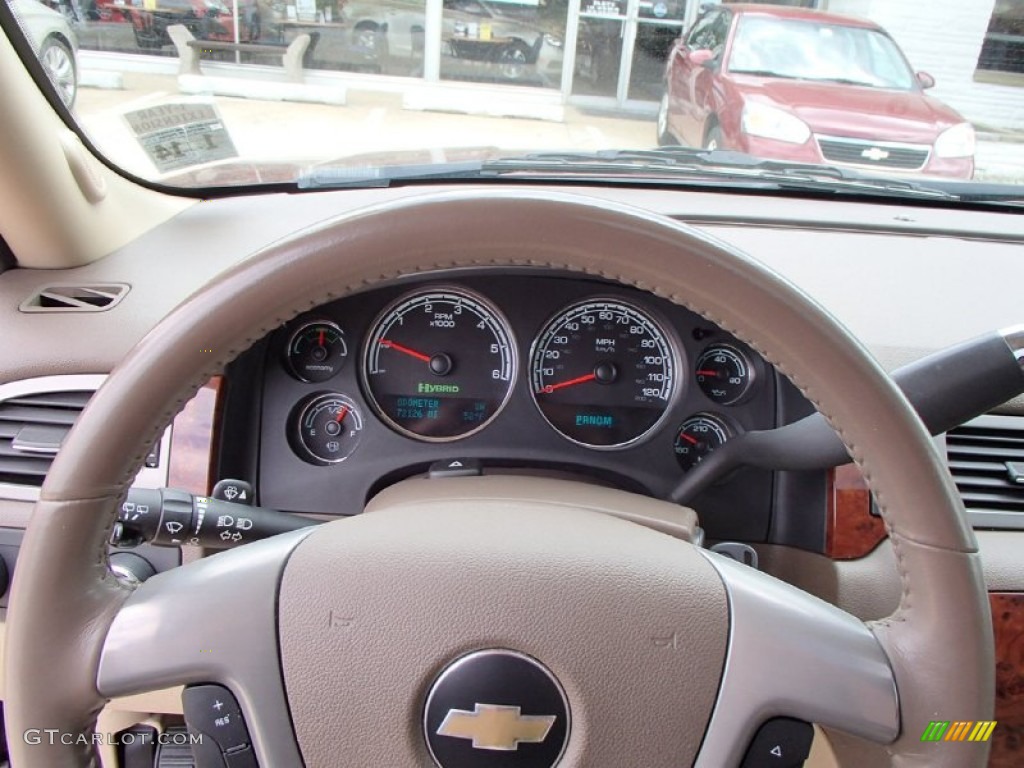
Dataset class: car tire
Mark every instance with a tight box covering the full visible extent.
[657,92,677,146]
[704,123,724,151]
[39,36,77,109]
[498,41,530,81]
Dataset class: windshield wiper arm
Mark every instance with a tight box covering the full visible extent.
[299,160,487,189]
[297,149,958,201]
[487,149,959,200]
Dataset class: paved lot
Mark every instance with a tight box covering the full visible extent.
[73,64,1024,186]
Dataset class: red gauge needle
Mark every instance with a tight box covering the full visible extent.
[318,330,326,347]
[696,369,719,377]
[335,405,350,424]
[379,339,432,363]
[539,372,597,394]
[679,433,699,445]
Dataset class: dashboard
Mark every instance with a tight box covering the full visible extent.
[1,183,1024,768]
[240,272,807,543]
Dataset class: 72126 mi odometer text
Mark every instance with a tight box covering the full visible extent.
[362,288,517,441]
[530,299,678,448]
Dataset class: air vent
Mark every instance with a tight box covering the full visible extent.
[946,414,1024,529]
[0,390,92,486]
[19,283,129,313]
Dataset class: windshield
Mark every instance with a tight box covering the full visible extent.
[728,15,916,89]
[5,0,1023,193]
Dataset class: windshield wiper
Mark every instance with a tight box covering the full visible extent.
[728,69,803,80]
[299,160,487,189]
[485,148,960,200]
[813,77,880,87]
[298,148,960,202]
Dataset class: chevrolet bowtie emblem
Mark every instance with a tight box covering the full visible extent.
[437,703,556,751]
[861,146,890,162]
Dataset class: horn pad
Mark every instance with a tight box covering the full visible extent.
[278,477,729,768]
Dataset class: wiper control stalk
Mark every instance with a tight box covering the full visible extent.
[112,488,319,549]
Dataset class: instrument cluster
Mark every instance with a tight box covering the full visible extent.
[255,273,780,532]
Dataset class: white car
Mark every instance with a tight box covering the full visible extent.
[11,0,78,107]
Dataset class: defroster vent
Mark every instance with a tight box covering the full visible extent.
[0,390,93,486]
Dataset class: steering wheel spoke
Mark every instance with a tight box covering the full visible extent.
[695,552,899,766]
[97,529,313,766]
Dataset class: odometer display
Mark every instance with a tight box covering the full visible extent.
[530,299,677,448]
[362,288,516,441]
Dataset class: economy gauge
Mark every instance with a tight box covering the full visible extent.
[530,298,677,448]
[286,321,347,382]
[362,288,516,441]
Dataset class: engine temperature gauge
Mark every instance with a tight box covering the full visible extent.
[291,393,363,465]
[674,413,732,473]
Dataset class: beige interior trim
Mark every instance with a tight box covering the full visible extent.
[0,32,192,268]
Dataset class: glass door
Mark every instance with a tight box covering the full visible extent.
[571,0,629,99]
[627,1,686,101]
[571,0,687,105]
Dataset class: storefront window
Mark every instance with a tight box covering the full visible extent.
[976,0,1024,76]
[439,0,566,88]
[57,0,427,77]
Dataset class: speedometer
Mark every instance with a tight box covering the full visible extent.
[362,287,516,441]
[530,299,678,448]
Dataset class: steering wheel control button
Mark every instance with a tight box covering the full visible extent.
[424,649,570,768]
[709,542,759,569]
[428,458,483,478]
[223,747,259,767]
[182,684,258,765]
[740,717,813,767]
[212,479,254,505]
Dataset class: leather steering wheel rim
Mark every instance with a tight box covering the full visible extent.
[5,190,993,767]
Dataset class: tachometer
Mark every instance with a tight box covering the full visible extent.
[362,288,516,441]
[530,298,677,448]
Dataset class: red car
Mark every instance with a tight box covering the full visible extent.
[658,4,975,179]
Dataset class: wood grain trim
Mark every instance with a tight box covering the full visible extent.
[991,592,1024,766]
[167,377,223,496]
[825,464,886,559]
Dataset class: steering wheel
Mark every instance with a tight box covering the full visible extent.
[5,191,993,767]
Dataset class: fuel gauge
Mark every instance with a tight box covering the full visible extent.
[287,321,348,382]
[674,413,733,473]
[291,393,363,465]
